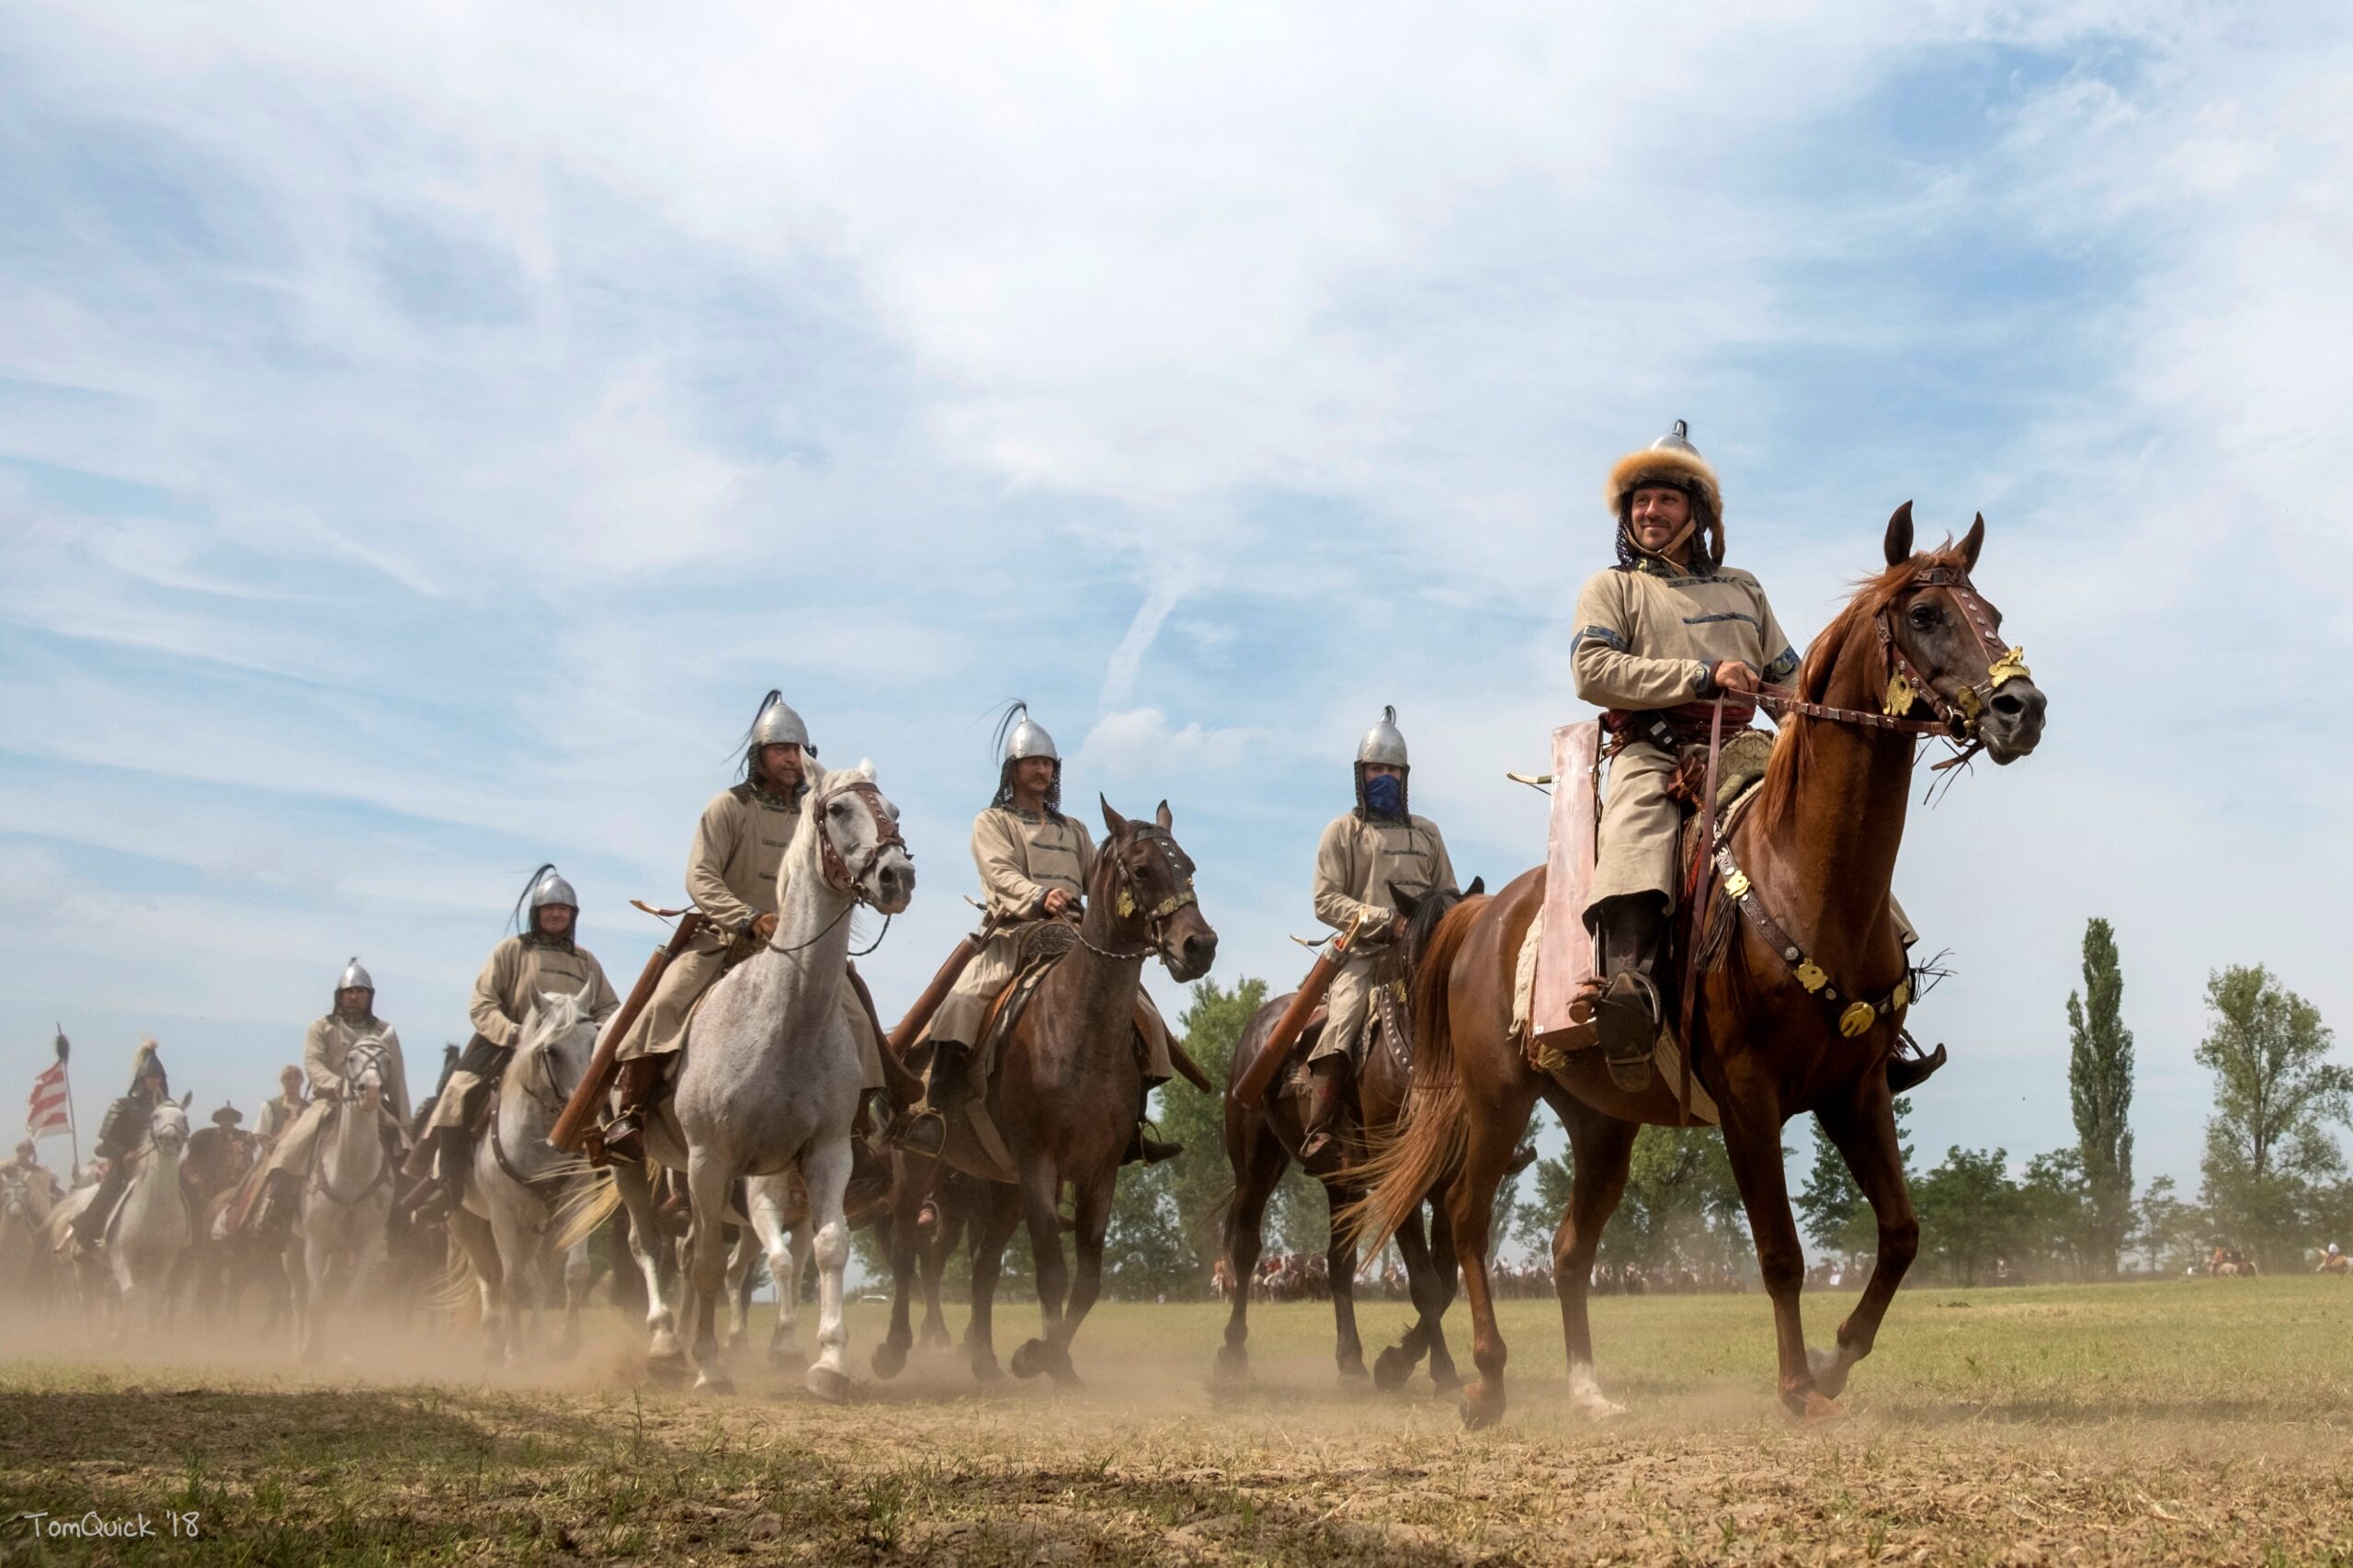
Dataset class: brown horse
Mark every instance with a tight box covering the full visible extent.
[1353,507,2048,1426]
[873,797,1218,1385]
[1215,877,1484,1392]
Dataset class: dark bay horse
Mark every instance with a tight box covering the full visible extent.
[873,797,1217,1385]
[1215,878,1483,1392]
[1353,508,2048,1426]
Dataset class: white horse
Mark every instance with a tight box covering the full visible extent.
[290,1039,396,1359]
[611,757,914,1398]
[447,991,603,1364]
[67,1097,192,1335]
[0,1167,56,1318]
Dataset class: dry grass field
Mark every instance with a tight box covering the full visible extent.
[4,1277,2351,1564]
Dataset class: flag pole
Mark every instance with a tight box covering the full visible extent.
[56,1026,76,1174]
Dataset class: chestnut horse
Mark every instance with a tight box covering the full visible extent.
[872,798,1218,1385]
[1215,877,1483,1392]
[1353,507,2048,1426]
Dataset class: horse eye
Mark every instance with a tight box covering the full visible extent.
[1908,604,1939,630]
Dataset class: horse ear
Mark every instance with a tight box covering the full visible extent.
[1154,800,1173,831]
[1961,513,1985,572]
[181,1091,193,1109]
[1099,794,1128,836]
[1390,883,1422,919]
[1466,875,1486,896]
[1884,502,1915,567]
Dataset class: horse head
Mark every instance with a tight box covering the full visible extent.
[803,759,916,915]
[1386,874,1484,984]
[1097,796,1218,983]
[148,1097,190,1156]
[342,1040,390,1107]
[512,989,598,1107]
[1877,504,2048,764]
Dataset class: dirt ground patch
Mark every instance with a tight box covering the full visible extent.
[4,1280,2350,1564]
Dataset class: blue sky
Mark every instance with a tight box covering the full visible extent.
[5,4,2349,1223]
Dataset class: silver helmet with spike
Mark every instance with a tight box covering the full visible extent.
[527,866,577,912]
[1004,705,1060,763]
[1356,705,1409,768]
[750,690,813,754]
[336,957,374,993]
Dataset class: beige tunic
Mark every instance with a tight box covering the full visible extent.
[1311,811,1458,1063]
[617,782,885,1088]
[424,935,626,1131]
[1573,560,1798,911]
[264,1015,411,1176]
[255,1091,305,1148]
[929,805,1172,1075]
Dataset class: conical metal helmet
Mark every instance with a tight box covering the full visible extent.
[336,957,374,993]
[1003,703,1060,763]
[1356,705,1409,769]
[527,866,578,911]
[750,690,813,753]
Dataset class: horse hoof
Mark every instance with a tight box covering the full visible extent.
[871,1340,909,1381]
[1792,1389,1847,1426]
[694,1371,736,1397]
[1337,1357,1370,1382]
[1212,1345,1248,1386]
[972,1354,1004,1385]
[1429,1366,1464,1396]
[1460,1383,1506,1431]
[1009,1339,1045,1381]
[1371,1348,1412,1392]
[805,1365,851,1404]
[646,1353,689,1384]
[769,1344,807,1373]
[1806,1346,1851,1400]
[918,1324,952,1352]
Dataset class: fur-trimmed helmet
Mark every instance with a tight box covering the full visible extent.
[991,701,1063,816]
[1606,419,1724,568]
[1354,705,1411,818]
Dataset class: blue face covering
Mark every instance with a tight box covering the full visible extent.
[1364,772,1404,817]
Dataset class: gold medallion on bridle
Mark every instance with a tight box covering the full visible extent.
[1839,1001,1878,1038]
[1882,670,1917,717]
[1795,960,1829,993]
[1987,646,2032,689]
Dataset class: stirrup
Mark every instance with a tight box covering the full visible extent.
[599,1112,647,1165]
[892,1108,947,1158]
[1595,971,1661,1090]
[1299,1128,1346,1176]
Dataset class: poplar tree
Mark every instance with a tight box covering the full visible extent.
[2065,918,2135,1275]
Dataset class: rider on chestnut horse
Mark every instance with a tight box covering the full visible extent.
[895,703,1182,1172]
[403,864,621,1221]
[600,691,892,1164]
[1574,420,1929,1091]
[1300,706,1460,1171]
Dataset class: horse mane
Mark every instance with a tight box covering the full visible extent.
[504,991,589,1090]
[1755,540,1972,829]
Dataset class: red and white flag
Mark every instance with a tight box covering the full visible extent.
[27,1031,70,1141]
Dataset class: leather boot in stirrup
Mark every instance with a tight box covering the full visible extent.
[1592,894,1666,1092]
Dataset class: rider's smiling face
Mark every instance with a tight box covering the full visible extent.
[1628,485,1692,557]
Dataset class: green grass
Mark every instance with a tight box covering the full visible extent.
[3,1278,2350,1563]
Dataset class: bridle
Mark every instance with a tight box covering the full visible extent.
[312,1042,393,1207]
[772,778,910,956]
[1752,562,2031,771]
[1074,824,1199,964]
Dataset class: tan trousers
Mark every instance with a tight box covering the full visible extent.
[1310,952,1383,1065]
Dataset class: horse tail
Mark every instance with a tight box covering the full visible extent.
[1337,892,1488,1257]
[551,1168,621,1255]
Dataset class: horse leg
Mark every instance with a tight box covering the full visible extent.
[1718,1077,1828,1419]
[1381,1203,1442,1392]
[1325,1179,1367,1381]
[448,1207,506,1364]
[964,1181,1021,1383]
[1546,1094,1638,1418]
[1806,1078,1919,1400]
[1449,1085,1541,1430]
[1009,1165,1070,1382]
[554,1238,590,1361]
[1214,1126,1284,1386]
[745,1185,805,1371]
[871,1157,927,1380]
[1041,1172,1113,1388]
[684,1148,734,1394]
[917,1200,959,1351]
[612,1164,687,1375]
[801,1135,856,1403]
